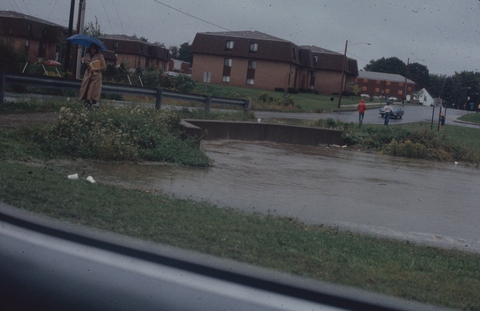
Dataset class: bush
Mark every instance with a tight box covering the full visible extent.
[40,106,210,166]
[384,140,427,158]
[274,87,285,92]
[0,34,28,74]
[287,87,298,94]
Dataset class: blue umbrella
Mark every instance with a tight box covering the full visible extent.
[67,34,107,50]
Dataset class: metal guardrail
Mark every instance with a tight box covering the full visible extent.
[0,71,251,112]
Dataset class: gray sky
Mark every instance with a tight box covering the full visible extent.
[2,0,480,76]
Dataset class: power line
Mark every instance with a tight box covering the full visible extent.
[153,0,231,31]
[21,0,30,15]
[100,0,114,34]
[7,0,22,13]
[47,0,58,21]
[111,0,126,34]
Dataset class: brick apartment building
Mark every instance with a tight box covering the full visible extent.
[0,10,66,64]
[191,30,358,94]
[355,71,415,100]
[101,34,170,70]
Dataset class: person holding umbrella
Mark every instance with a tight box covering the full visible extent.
[79,43,106,108]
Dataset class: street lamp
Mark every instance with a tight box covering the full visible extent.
[337,41,371,108]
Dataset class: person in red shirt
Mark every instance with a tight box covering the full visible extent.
[357,99,367,123]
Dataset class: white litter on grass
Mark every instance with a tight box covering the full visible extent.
[454,161,459,165]
[67,173,78,180]
[86,176,96,184]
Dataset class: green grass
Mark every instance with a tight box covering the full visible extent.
[458,112,480,124]
[0,160,479,310]
[1,99,480,309]
[193,82,383,112]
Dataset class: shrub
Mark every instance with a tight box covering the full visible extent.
[384,140,427,158]
[274,87,285,92]
[40,106,210,166]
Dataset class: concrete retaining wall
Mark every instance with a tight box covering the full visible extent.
[180,119,342,146]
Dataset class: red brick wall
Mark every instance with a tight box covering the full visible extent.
[192,54,305,91]
[355,78,415,98]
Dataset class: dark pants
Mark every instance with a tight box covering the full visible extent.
[384,112,391,125]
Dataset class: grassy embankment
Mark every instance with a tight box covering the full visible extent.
[1,98,480,310]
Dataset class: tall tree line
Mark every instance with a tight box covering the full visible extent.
[364,57,480,108]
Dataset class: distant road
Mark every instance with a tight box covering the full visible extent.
[255,105,476,127]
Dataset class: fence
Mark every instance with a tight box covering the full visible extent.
[0,72,251,112]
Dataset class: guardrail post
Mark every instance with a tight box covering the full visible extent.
[0,71,5,104]
[155,88,163,110]
[205,96,211,113]
[244,98,251,113]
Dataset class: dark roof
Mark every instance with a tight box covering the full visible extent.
[0,10,66,41]
[358,71,415,84]
[0,10,65,28]
[100,34,169,60]
[196,30,290,42]
[191,30,302,65]
[301,45,357,74]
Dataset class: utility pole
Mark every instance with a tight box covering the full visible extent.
[402,58,409,105]
[337,40,348,108]
[73,0,87,80]
[64,0,76,77]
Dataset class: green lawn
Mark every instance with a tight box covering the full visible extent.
[0,160,479,311]
[193,82,385,112]
[458,112,480,124]
[1,98,480,310]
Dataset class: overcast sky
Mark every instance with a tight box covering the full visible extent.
[2,0,480,76]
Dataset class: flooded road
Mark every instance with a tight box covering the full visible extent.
[90,141,480,253]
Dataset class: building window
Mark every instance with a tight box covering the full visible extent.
[399,82,404,87]
[225,40,234,50]
[375,88,380,93]
[376,80,381,84]
[249,43,258,52]
[113,42,119,49]
[313,56,318,63]
[224,58,232,67]
[42,27,48,35]
[246,79,254,85]
[248,60,256,69]
[386,81,391,86]
[362,86,367,91]
[398,90,404,95]
[222,76,230,82]
[25,39,29,47]
[385,89,390,94]
[363,79,368,83]
[27,24,32,31]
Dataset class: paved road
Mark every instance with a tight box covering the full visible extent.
[255,104,477,127]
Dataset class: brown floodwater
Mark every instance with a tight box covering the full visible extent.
[86,140,480,253]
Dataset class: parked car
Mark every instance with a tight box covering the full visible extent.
[379,104,404,119]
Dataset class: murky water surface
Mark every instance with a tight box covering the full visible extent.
[89,140,480,253]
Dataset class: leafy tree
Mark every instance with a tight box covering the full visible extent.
[178,42,193,65]
[84,17,102,37]
[407,62,429,91]
[169,46,179,59]
[0,34,27,73]
[173,74,196,93]
[364,57,406,75]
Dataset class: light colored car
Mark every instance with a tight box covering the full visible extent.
[379,104,404,119]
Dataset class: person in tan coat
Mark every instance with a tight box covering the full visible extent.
[79,43,106,108]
